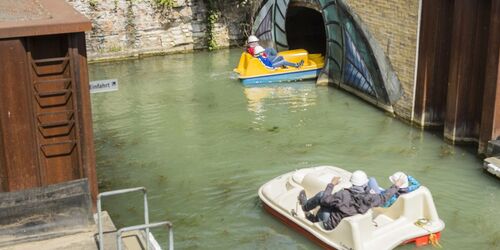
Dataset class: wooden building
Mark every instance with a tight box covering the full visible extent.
[0,0,97,203]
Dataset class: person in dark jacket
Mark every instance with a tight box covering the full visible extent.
[298,170,405,230]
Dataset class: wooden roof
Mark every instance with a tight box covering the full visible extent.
[0,0,91,39]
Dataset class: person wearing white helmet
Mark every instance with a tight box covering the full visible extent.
[365,171,421,208]
[297,170,405,230]
[383,172,420,207]
[246,35,278,59]
[247,35,259,45]
[254,45,304,69]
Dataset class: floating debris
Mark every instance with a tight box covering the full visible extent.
[156,175,168,184]
[439,145,454,158]
[267,126,279,132]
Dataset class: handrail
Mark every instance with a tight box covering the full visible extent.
[97,187,150,250]
[116,221,174,250]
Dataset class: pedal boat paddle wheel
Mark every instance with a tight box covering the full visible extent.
[258,166,445,250]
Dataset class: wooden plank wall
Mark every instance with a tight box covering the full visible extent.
[70,33,98,203]
[0,39,41,191]
[444,0,491,143]
[414,0,454,127]
[0,33,97,204]
[415,0,500,153]
[479,0,500,153]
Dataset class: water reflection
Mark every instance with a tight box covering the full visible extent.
[244,83,318,123]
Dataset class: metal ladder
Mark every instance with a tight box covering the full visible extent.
[97,187,174,250]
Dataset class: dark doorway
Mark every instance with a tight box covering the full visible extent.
[285,7,326,55]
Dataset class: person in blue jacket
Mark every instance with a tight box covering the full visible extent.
[367,171,421,207]
[254,46,303,69]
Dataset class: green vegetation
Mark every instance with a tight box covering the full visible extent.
[125,0,137,48]
[204,0,219,50]
[155,0,176,8]
[206,11,218,50]
[88,0,98,9]
[202,0,261,49]
[107,45,122,53]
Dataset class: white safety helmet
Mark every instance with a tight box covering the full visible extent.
[254,46,265,55]
[389,172,408,188]
[350,170,369,186]
[247,35,259,43]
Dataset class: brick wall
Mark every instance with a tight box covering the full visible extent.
[344,0,420,120]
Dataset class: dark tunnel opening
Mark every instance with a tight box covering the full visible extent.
[285,7,326,55]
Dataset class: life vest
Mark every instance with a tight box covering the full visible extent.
[247,47,255,56]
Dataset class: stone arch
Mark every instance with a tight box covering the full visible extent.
[252,0,403,112]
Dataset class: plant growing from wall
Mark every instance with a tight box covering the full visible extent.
[113,0,119,11]
[88,0,98,10]
[204,0,219,50]
[202,0,260,49]
[125,0,137,48]
[155,0,176,8]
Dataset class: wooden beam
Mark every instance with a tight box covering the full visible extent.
[70,32,98,209]
[0,38,41,191]
[414,0,454,127]
[444,0,491,143]
[479,0,500,153]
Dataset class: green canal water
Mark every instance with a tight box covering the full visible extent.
[89,49,499,250]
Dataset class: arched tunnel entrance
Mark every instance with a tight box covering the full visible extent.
[285,6,326,55]
[252,0,403,112]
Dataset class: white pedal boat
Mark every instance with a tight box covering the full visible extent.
[258,166,445,250]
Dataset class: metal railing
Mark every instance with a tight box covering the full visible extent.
[116,221,174,250]
[97,187,173,250]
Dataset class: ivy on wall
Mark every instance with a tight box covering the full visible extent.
[203,0,258,50]
[204,0,219,50]
[84,0,258,51]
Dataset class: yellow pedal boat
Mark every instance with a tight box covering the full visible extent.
[234,49,324,85]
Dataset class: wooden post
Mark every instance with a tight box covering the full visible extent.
[0,39,41,191]
[413,0,454,127]
[444,0,491,142]
[479,0,500,154]
[70,32,98,205]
